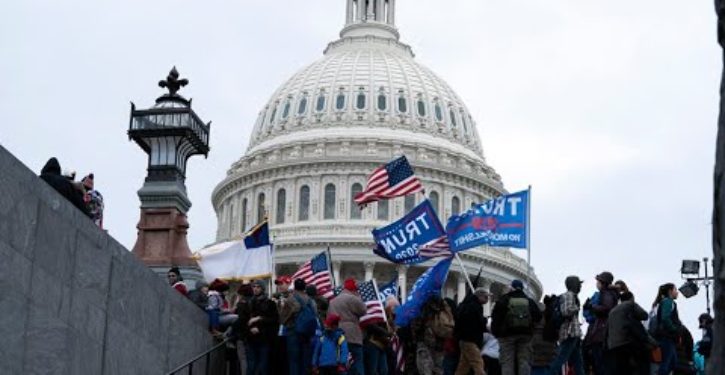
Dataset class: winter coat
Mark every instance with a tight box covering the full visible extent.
[584,287,618,345]
[606,300,649,350]
[247,294,280,343]
[491,290,543,338]
[39,158,90,217]
[454,294,486,348]
[328,290,367,345]
[279,291,316,330]
[655,297,682,340]
[312,328,349,368]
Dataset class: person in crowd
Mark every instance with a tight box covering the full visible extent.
[81,173,104,228]
[414,296,452,375]
[272,275,292,375]
[482,326,501,375]
[245,280,279,375]
[454,288,489,375]
[188,281,210,311]
[207,278,238,335]
[167,267,188,296]
[530,301,556,375]
[651,283,683,375]
[308,284,330,323]
[280,278,318,375]
[231,283,253,374]
[39,157,91,217]
[582,272,618,375]
[491,280,542,375]
[329,278,367,375]
[545,276,584,375]
[613,280,629,296]
[606,291,654,375]
[696,313,713,370]
[364,321,391,375]
[312,313,349,375]
[674,325,696,375]
[441,298,460,375]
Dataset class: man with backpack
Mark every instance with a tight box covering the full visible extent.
[281,278,319,375]
[491,280,542,375]
[329,278,367,375]
[545,276,585,375]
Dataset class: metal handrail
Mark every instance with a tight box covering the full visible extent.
[166,337,230,375]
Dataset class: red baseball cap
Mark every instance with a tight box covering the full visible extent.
[274,275,292,285]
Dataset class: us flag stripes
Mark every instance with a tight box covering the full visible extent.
[391,333,405,373]
[418,235,452,259]
[354,155,423,207]
[357,280,387,326]
[291,252,335,299]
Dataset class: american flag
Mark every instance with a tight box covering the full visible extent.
[391,333,405,373]
[291,252,334,299]
[358,280,386,326]
[354,155,424,207]
[418,235,452,259]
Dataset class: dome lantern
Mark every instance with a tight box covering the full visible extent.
[341,0,399,40]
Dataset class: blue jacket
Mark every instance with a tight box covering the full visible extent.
[312,328,348,368]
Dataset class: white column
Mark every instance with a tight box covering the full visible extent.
[387,0,396,25]
[364,262,375,281]
[333,261,342,287]
[398,265,408,301]
[366,0,375,20]
[346,0,354,24]
[375,0,384,21]
[357,0,366,21]
[457,272,466,303]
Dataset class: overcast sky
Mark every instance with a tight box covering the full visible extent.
[1,1,719,336]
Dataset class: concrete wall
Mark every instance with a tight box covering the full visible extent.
[0,145,215,374]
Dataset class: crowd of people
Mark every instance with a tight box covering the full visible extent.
[39,157,104,228]
[166,266,716,375]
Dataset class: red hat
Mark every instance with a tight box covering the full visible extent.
[209,278,229,292]
[343,278,357,292]
[274,275,292,285]
[324,313,341,327]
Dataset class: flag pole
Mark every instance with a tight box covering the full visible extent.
[371,279,388,324]
[326,244,337,288]
[454,253,476,293]
[526,185,532,289]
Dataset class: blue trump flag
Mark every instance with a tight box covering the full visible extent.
[377,274,399,303]
[395,257,452,327]
[446,190,529,252]
[372,199,451,264]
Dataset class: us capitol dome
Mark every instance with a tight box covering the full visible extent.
[211,0,542,302]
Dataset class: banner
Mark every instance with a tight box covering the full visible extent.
[372,199,450,264]
[377,274,399,303]
[446,190,529,252]
[194,221,272,282]
[395,257,452,327]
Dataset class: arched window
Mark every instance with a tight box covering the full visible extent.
[336,92,346,110]
[452,196,461,216]
[269,104,278,125]
[404,194,415,213]
[429,191,439,214]
[350,183,363,219]
[434,103,443,122]
[241,198,248,232]
[417,99,426,117]
[377,200,389,220]
[298,186,310,221]
[297,96,308,115]
[398,95,407,113]
[461,110,469,133]
[316,94,326,112]
[449,109,457,127]
[324,183,336,220]
[282,100,291,119]
[356,91,366,110]
[377,94,387,111]
[276,189,286,224]
[257,193,266,223]
[228,202,235,235]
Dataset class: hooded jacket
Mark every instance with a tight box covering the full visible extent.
[39,158,90,217]
[606,300,649,349]
[312,328,349,368]
[454,294,486,348]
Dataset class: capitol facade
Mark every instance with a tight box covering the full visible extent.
[211,0,542,304]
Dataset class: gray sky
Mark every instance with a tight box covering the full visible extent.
[1,1,718,337]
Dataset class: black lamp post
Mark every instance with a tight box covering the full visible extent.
[679,257,713,315]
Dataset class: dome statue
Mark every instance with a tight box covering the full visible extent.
[212,0,542,302]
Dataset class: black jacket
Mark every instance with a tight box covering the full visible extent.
[454,294,486,348]
[491,289,542,338]
[39,158,90,217]
[246,294,279,343]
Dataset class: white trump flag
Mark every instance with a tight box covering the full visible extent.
[194,221,272,281]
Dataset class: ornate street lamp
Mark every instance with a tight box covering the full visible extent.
[128,67,211,281]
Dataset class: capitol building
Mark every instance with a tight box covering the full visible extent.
[211,0,542,303]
